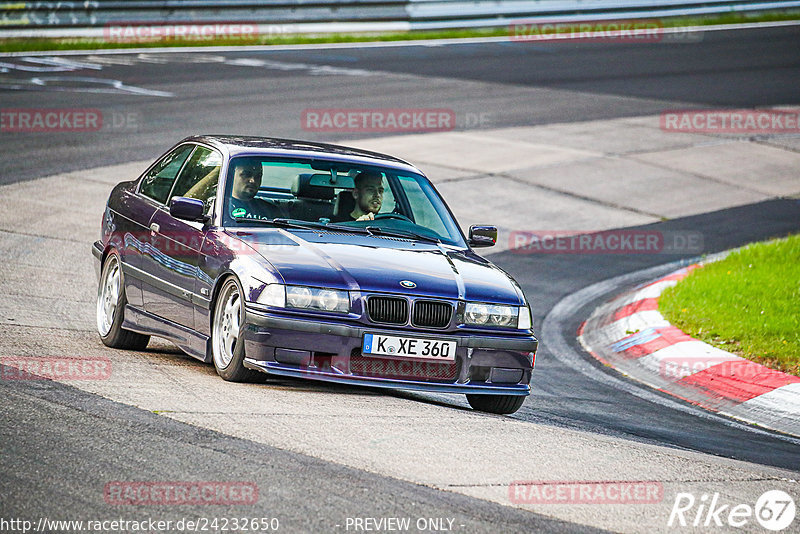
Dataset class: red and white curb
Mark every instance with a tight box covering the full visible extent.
[578,265,800,438]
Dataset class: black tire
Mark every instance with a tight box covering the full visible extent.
[211,277,264,382]
[466,394,526,415]
[97,251,150,350]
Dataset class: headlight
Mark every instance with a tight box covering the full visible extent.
[257,284,350,313]
[287,285,349,313]
[256,283,285,307]
[286,286,312,308]
[316,289,346,312]
[464,302,519,328]
[465,303,490,325]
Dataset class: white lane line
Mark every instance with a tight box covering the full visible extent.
[224,57,373,76]
[543,259,800,447]
[2,20,800,57]
[22,56,104,70]
[0,60,76,72]
[0,52,379,93]
[25,76,174,97]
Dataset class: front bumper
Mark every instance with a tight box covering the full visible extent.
[242,307,538,395]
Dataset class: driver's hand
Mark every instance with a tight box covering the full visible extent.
[356,212,375,221]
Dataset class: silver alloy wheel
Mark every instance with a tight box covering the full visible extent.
[213,281,241,370]
[97,254,120,337]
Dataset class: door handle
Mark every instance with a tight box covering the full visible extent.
[150,223,160,233]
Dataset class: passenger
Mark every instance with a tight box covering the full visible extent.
[186,159,280,220]
[332,171,384,222]
[227,160,281,220]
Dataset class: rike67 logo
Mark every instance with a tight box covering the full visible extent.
[668,490,796,531]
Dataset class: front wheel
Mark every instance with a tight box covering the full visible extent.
[97,251,150,350]
[466,394,526,415]
[212,277,263,382]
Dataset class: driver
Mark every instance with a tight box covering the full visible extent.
[333,171,383,222]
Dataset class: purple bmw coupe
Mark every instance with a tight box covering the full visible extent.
[94,136,538,414]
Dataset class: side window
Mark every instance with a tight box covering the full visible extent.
[171,146,222,214]
[139,145,194,204]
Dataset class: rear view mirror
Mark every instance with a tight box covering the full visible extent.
[310,161,349,173]
[170,197,207,222]
[307,173,355,189]
[468,225,497,247]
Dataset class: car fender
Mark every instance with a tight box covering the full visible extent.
[208,255,283,323]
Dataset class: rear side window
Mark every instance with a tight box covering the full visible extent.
[139,145,194,204]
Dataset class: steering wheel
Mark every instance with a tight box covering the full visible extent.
[374,212,412,223]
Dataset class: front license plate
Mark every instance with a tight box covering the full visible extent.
[362,333,456,361]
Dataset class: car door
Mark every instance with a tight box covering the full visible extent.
[142,145,222,328]
[127,144,195,309]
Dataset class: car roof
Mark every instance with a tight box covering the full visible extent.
[184,135,424,175]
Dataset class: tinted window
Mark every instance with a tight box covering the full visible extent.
[140,145,193,204]
[171,146,222,214]
[221,156,466,247]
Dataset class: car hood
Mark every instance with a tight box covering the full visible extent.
[230,229,523,305]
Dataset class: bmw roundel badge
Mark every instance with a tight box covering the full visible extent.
[399,280,416,289]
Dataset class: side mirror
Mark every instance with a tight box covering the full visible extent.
[170,197,207,222]
[468,225,497,248]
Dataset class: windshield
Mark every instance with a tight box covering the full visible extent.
[221,157,466,247]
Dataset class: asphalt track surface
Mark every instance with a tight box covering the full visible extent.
[2,24,800,184]
[1,24,800,532]
[1,371,598,533]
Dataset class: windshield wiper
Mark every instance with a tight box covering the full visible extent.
[323,223,370,235]
[232,217,324,230]
[234,217,371,235]
[271,218,329,230]
[364,226,441,244]
[232,217,438,243]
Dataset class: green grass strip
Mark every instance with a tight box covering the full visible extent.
[660,234,800,376]
[1,9,799,53]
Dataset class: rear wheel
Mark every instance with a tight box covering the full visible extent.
[97,251,150,350]
[212,277,263,382]
[466,394,526,415]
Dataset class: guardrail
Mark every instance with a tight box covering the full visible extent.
[1,0,798,36]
